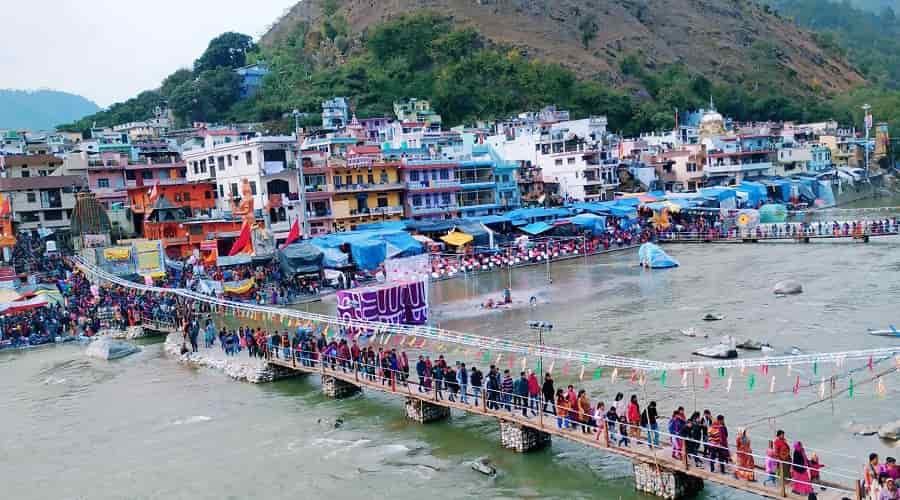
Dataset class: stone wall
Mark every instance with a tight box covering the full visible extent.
[632,461,704,500]
[499,420,551,452]
[405,398,451,423]
[321,374,361,398]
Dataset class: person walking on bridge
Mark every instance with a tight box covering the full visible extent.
[774,430,792,486]
[527,371,540,416]
[514,372,529,417]
[470,366,482,406]
[542,373,555,416]
[457,363,468,404]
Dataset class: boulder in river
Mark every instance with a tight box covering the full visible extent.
[845,421,880,436]
[471,457,497,476]
[85,337,140,360]
[773,280,803,295]
[878,420,900,441]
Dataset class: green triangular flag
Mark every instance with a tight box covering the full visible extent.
[659,370,667,386]
[718,367,726,378]
[748,374,756,392]
[848,378,854,399]
[813,362,818,376]
[482,351,491,362]
[593,367,603,380]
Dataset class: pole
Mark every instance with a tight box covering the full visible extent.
[862,103,871,178]
[294,111,309,238]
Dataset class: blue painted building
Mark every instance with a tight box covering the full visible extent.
[235,63,269,99]
[456,144,520,217]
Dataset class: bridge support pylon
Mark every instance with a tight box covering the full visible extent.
[405,398,450,423]
[632,461,704,500]
[498,419,550,452]
[321,374,361,398]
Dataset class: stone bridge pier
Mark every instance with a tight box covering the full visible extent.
[498,420,551,452]
[632,461,704,499]
[405,398,450,423]
[321,374,362,398]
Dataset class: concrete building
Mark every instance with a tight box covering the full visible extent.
[393,99,442,131]
[0,175,86,231]
[183,135,303,235]
[0,154,63,178]
[703,134,775,185]
[402,158,460,220]
[649,145,706,192]
[329,146,405,232]
[235,63,269,99]
[322,97,350,130]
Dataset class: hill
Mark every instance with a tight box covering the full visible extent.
[0,89,100,131]
[263,0,864,96]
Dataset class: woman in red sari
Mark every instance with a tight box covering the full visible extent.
[791,441,814,495]
[734,428,756,481]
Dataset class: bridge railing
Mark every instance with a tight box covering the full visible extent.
[658,226,900,241]
[261,344,860,498]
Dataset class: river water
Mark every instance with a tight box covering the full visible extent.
[3,235,900,499]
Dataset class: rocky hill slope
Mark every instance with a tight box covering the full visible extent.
[263,0,864,96]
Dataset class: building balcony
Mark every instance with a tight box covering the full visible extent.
[308,210,333,221]
[125,177,186,188]
[333,182,405,193]
[162,236,189,247]
[706,161,773,175]
[405,180,461,191]
[406,204,459,215]
[338,206,404,219]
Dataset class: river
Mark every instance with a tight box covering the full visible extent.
[3,236,899,499]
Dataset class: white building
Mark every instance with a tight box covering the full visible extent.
[487,116,617,201]
[182,135,304,233]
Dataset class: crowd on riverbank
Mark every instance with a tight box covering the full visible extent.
[658,218,900,241]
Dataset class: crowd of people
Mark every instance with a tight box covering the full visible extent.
[657,218,900,241]
[429,224,652,279]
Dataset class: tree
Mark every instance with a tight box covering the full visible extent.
[161,69,194,97]
[578,14,599,49]
[194,32,255,73]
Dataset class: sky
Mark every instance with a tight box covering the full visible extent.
[0,0,295,107]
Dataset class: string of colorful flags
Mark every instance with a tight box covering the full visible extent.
[75,257,900,390]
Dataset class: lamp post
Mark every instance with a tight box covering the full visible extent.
[862,103,872,178]
[293,110,309,238]
[528,320,552,425]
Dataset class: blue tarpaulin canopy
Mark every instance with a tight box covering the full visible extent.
[569,214,607,235]
[505,207,572,223]
[469,215,511,225]
[520,222,553,235]
[311,229,423,271]
[638,243,679,269]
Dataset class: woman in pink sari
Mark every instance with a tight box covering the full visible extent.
[791,441,814,495]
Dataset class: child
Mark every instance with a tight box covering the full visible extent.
[764,440,778,486]
[809,452,824,490]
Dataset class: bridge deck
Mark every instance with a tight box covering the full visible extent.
[267,356,851,500]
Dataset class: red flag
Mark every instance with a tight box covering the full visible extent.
[147,181,160,205]
[0,194,10,217]
[281,219,301,249]
[228,220,254,256]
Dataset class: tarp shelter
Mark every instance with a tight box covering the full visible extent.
[441,231,473,247]
[223,277,255,295]
[569,214,607,235]
[638,243,679,269]
[520,222,553,235]
[453,221,491,248]
[737,181,767,207]
[354,221,408,232]
[405,219,456,235]
[311,230,424,271]
[0,295,49,314]
[505,207,572,224]
[277,243,324,277]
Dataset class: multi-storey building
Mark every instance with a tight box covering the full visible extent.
[183,134,304,235]
[456,145,520,217]
[322,97,350,130]
[393,99,441,131]
[648,145,706,192]
[401,158,460,220]
[329,146,405,231]
[0,175,85,232]
[86,152,128,208]
[703,134,776,185]
[0,154,63,178]
[126,181,220,257]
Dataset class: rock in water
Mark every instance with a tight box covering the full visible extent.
[471,457,496,476]
[878,420,900,440]
[773,280,803,295]
[85,337,140,360]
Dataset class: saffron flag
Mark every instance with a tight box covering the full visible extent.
[228,220,254,256]
[281,219,301,249]
[147,181,160,206]
[0,193,10,217]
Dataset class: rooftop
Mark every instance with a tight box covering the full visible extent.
[0,175,86,191]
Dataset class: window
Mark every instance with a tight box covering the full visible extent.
[227,155,233,167]
[26,192,36,203]
[218,185,224,198]
[97,178,110,188]
[410,171,419,181]
[412,195,422,206]
[38,170,48,176]
[368,174,374,184]
[193,162,199,174]
[554,159,563,166]
[380,172,388,183]
[174,194,182,202]
[125,170,136,180]
[218,156,225,171]
[345,175,352,185]
[356,175,364,184]
[230,183,239,197]
[21,170,30,177]
[205,191,212,199]
[441,193,452,205]
[334,176,343,186]
[377,197,388,208]
[686,163,698,173]
[249,181,257,195]
[144,170,154,179]
[183,192,191,201]
[245,151,252,165]
[44,210,63,221]
[439,169,449,180]
[21,212,39,223]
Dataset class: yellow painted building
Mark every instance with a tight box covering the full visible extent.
[330,160,405,232]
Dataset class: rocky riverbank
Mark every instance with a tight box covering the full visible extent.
[162,333,298,383]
